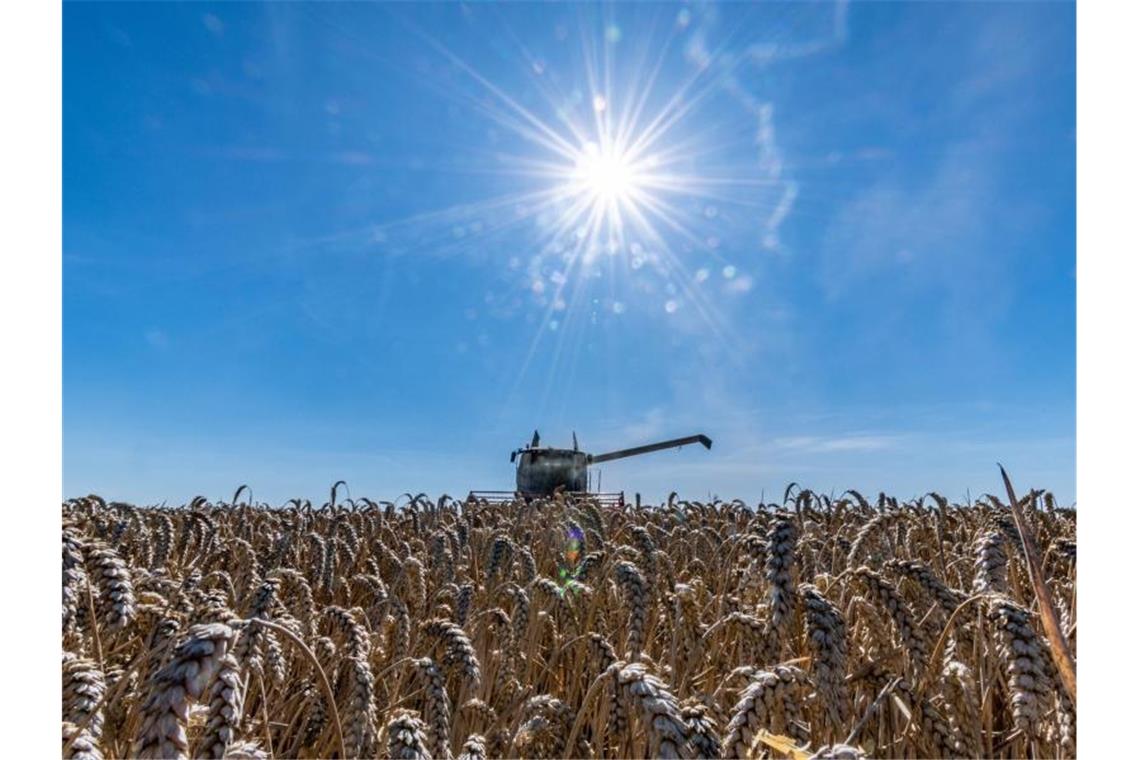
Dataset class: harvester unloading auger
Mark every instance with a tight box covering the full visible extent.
[468,430,712,505]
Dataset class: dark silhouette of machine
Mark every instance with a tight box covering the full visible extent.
[464,430,712,504]
[511,429,712,495]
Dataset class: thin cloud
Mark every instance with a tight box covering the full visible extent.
[198,145,286,163]
[330,151,374,166]
[744,0,849,65]
[682,2,842,253]
[144,328,169,350]
[618,408,667,443]
[105,25,131,48]
[773,434,901,453]
[818,140,1004,309]
[202,14,225,38]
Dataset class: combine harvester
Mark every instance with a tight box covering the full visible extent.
[468,430,712,506]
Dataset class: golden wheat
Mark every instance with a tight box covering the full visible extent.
[60,487,1075,758]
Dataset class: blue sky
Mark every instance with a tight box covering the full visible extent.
[63,1,1075,505]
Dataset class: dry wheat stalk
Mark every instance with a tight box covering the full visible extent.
[63,721,103,760]
[85,540,137,633]
[63,655,106,742]
[134,622,237,760]
[612,662,691,759]
[386,710,432,760]
[724,665,811,758]
[973,531,1009,595]
[987,597,1054,740]
[800,583,850,733]
[613,561,649,658]
[410,657,451,760]
[457,733,487,760]
[195,651,244,758]
[680,698,721,759]
[60,490,1075,760]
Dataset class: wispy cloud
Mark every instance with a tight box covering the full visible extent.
[202,14,225,38]
[193,145,383,167]
[744,0,848,65]
[198,145,286,163]
[682,2,848,254]
[772,434,901,453]
[618,408,667,443]
[819,140,999,300]
[105,25,131,48]
[817,7,1065,320]
[144,328,169,350]
[329,150,374,166]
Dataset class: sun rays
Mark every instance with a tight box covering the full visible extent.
[305,3,795,409]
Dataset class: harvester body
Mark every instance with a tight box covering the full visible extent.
[507,430,712,497]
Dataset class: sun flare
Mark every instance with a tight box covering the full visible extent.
[385,7,789,371]
[572,141,642,203]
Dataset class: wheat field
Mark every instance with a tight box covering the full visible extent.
[61,487,1075,759]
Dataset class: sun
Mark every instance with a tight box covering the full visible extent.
[397,9,779,335]
[562,137,657,250]
[573,141,642,203]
